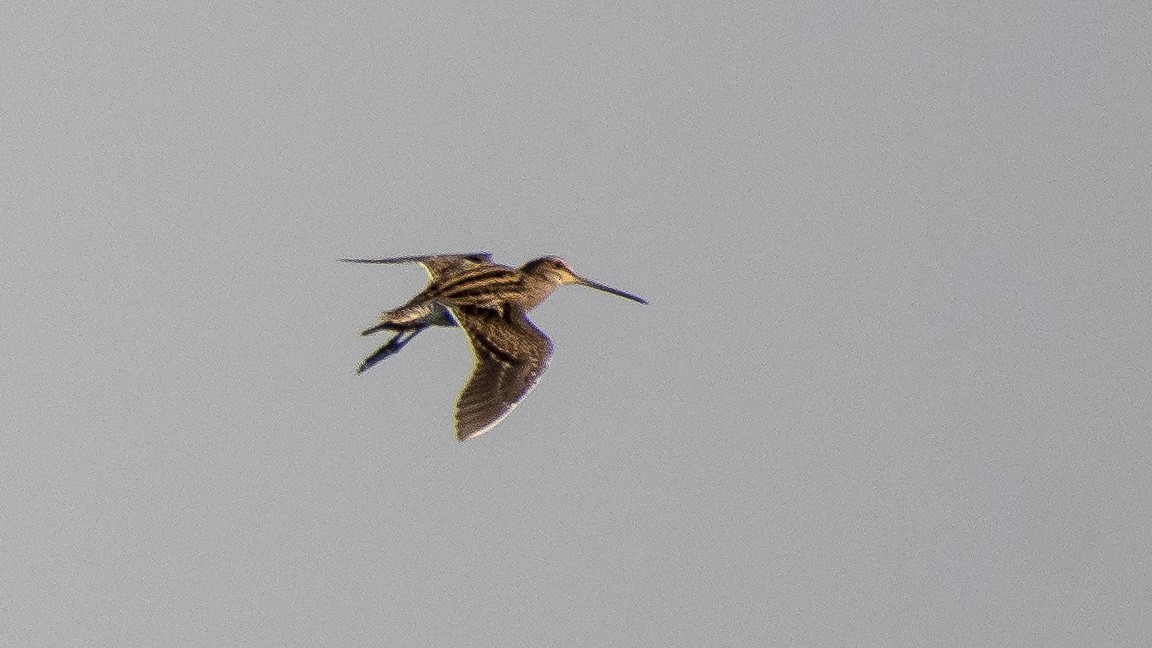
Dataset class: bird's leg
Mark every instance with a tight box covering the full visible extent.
[360,321,403,336]
[356,325,427,373]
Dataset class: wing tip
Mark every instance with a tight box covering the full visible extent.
[340,253,493,264]
[454,403,519,442]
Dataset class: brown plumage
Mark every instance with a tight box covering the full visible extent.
[342,253,647,441]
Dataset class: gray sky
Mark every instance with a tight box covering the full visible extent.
[3,1,1150,646]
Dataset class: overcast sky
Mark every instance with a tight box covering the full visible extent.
[3,1,1150,646]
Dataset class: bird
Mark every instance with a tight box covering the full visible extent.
[342,253,648,441]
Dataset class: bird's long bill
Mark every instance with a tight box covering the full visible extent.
[575,276,648,304]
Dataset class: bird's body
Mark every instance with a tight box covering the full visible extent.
[343,253,647,441]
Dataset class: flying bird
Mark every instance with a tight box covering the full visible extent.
[342,253,648,441]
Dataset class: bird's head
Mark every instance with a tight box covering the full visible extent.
[521,256,648,304]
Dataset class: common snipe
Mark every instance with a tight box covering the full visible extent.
[343,253,647,441]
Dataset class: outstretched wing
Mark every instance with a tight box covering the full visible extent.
[341,253,493,280]
[450,304,553,441]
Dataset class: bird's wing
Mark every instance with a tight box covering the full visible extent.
[341,253,493,280]
[449,304,553,441]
